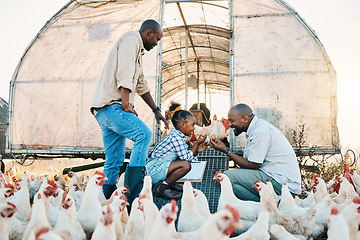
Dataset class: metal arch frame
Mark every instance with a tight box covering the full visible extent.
[161,70,229,85]
[162,45,229,54]
[162,58,229,70]
[162,25,231,39]
[162,82,230,99]
[165,0,228,10]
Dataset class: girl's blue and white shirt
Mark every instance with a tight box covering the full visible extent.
[148,128,197,162]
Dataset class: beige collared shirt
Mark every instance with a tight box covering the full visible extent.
[91,31,150,109]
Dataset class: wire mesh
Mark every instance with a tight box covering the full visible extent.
[152,148,228,227]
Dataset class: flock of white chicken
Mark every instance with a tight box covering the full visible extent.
[1,166,360,240]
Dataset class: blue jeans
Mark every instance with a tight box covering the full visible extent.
[94,103,152,185]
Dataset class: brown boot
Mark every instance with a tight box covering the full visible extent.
[154,182,182,200]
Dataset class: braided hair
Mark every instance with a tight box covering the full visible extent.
[169,102,193,129]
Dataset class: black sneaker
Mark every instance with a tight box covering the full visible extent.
[154,182,182,200]
[169,182,184,192]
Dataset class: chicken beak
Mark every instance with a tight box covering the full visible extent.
[234,220,243,229]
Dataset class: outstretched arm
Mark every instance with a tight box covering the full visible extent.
[141,92,169,129]
[209,137,261,169]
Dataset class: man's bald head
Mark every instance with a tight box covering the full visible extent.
[139,19,163,51]
[228,104,254,136]
[230,104,254,117]
[139,19,161,33]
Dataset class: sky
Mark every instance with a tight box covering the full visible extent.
[0,0,359,150]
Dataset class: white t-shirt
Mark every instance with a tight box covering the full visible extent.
[244,116,301,194]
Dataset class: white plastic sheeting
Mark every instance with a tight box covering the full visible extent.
[231,0,338,152]
[8,0,161,153]
[7,0,339,156]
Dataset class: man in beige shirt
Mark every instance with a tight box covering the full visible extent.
[91,19,168,204]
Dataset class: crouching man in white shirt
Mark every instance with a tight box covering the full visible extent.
[210,103,301,201]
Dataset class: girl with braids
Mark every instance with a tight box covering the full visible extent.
[146,102,208,200]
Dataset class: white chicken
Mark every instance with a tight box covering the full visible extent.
[23,187,56,240]
[76,171,107,237]
[138,195,159,238]
[313,175,330,203]
[29,175,42,203]
[53,191,86,240]
[147,199,178,240]
[139,173,153,202]
[108,186,130,229]
[214,171,260,221]
[278,183,309,215]
[327,207,350,240]
[233,211,270,240]
[294,190,315,208]
[123,196,145,240]
[110,194,129,239]
[9,179,31,221]
[198,204,241,240]
[333,176,359,204]
[254,180,317,238]
[350,169,360,196]
[68,183,84,211]
[266,179,281,206]
[340,198,360,240]
[178,180,207,232]
[192,115,229,144]
[34,226,63,240]
[91,203,116,240]
[53,174,67,191]
[0,202,17,240]
[193,188,212,218]
[270,224,307,240]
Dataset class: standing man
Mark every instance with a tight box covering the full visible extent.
[91,19,169,204]
[210,103,301,202]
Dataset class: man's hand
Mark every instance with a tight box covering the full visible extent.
[209,137,227,152]
[155,111,169,129]
[121,105,138,116]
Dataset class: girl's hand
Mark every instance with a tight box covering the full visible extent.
[196,133,207,144]
[198,142,208,152]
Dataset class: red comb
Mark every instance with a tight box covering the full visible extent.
[62,191,68,203]
[353,198,360,204]
[266,179,270,182]
[120,195,128,202]
[7,202,16,208]
[222,118,230,131]
[225,205,240,221]
[330,207,339,215]
[4,184,13,189]
[124,186,129,192]
[139,194,146,200]
[171,199,177,212]
[47,180,58,189]
[214,170,222,177]
[95,171,106,178]
[314,174,321,179]
[254,180,262,184]
[35,227,50,239]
